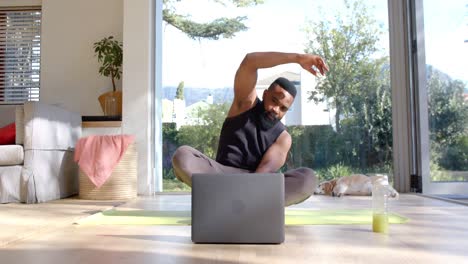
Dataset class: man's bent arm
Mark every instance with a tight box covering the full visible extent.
[229,52,329,118]
[255,131,292,173]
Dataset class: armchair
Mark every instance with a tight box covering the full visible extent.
[0,102,81,203]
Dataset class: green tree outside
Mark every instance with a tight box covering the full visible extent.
[427,67,468,175]
[175,81,184,100]
[300,0,392,172]
[304,0,386,134]
[177,103,230,159]
[162,0,263,40]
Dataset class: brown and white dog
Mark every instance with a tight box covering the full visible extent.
[314,174,399,198]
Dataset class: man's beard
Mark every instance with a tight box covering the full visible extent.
[258,109,280,130]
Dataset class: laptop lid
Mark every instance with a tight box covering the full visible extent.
[191,173,285,244]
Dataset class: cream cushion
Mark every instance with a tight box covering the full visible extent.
[0,145,24,166]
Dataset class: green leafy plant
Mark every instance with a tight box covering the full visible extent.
[93,36,123,92]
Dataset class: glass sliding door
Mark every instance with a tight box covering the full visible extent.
[161,0,392,192]
[419,0,468,197]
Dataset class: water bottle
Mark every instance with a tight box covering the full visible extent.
[372,181,389,234]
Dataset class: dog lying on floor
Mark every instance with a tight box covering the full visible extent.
[314,174,399,198]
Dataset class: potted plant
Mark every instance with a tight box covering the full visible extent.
[94,36,123,116]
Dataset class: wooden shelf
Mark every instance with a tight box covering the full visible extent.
[82,121,122,128]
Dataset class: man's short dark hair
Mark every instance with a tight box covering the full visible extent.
[270,77,297,98]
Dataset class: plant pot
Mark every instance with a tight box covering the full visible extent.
[98,90,122,116]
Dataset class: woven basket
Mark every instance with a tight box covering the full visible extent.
[79,143,138,200]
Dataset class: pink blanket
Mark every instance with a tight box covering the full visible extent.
[74,135,135,188]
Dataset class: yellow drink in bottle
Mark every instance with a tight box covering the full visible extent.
[372,213,389,234]
[372,178,390,234]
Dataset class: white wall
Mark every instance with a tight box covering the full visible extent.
[280,70,333,126]
[299,69,334,126]
[174,98,186,129]
[0,0,41,6]
[123,0,154,195]
[285,85,302,126]
[40,0,123,115]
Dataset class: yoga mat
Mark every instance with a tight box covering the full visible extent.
[77,209,408,226]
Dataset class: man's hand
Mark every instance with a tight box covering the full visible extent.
[298,54,329,76]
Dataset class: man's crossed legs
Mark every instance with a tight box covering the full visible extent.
[172,145,317,206]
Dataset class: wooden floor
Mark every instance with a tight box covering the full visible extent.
[1,194,468,264]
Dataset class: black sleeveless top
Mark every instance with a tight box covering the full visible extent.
[215,98,286,171]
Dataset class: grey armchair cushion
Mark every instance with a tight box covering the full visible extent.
[23,102,81,151]
[0,145,24,166]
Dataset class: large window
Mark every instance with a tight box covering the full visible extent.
[0,7,41,104]
[417,0,468,196]
[161,0,392,192]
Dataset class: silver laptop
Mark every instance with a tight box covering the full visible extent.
[191,173,285,244]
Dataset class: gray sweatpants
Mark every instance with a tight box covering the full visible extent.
[172,145,317,207]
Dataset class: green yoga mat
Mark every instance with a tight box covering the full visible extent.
[77,209,408,226]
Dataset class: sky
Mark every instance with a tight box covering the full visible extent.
[162,0,467,89]
[423,0,468,85]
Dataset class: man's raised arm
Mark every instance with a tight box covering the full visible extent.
[228,52,329,118]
